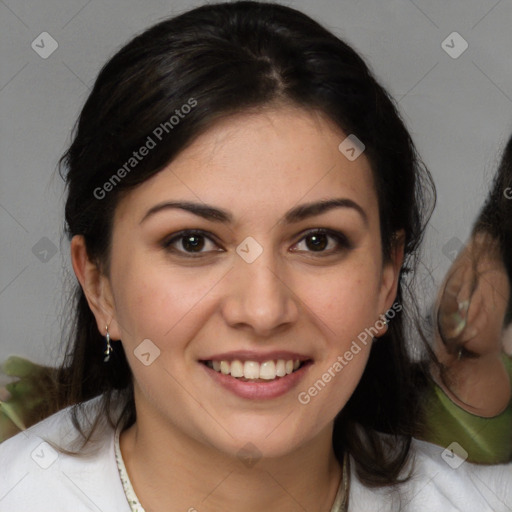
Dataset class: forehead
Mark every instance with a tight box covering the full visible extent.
[114,106,379,228]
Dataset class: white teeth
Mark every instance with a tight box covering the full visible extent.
[230,360,244,377]
[207,358,303,380]
[275,360,286,377]
[220,361,231,375]
[244,361,260,379]
[259,361,276,380]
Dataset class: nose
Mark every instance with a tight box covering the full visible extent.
[221,248,300,337]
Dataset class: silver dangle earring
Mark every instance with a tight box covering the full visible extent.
[374,315,388,341]
[382,316,389,333]
[104,324,113,362]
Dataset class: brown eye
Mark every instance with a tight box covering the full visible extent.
[292,229,351,255]
[181,234,205,252]
[162,230,221,256]
[305,232,329,251]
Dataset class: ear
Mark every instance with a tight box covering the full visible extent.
[376,230,405,330]
[70,235,121,340]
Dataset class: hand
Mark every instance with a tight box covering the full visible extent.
[436,233,509,361]
[432,233,511,416]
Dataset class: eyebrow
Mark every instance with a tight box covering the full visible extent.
[140,198,368,226]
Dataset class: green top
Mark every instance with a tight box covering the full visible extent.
[417,355,512,464]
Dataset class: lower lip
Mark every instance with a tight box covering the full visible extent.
[200,362,312,400]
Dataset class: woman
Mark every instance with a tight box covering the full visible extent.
[419,134,512,464]
[0,2,510,510]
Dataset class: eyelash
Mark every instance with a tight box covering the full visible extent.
[161,228,352,258]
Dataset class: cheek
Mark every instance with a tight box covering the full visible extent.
[110,253,221,348]
[297,329,372,424]
[294,263,379,410]
[300,263,382,343]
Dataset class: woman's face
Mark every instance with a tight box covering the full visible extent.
[77,106,402,458]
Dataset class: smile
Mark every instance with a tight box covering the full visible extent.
[203,359,305,381]
[200,355,313,399]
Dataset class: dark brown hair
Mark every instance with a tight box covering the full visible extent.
[473,134,512,323]
[56,1,435,487]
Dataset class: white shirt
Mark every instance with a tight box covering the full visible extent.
[0,397,510,511]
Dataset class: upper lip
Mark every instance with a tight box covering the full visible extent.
[200,350,313,363]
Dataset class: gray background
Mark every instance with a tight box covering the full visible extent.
[1,0,512,366]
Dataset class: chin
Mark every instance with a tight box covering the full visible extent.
[194,414,317,462]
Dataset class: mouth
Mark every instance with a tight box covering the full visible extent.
[200,358,312,382]
[198,350,314,399]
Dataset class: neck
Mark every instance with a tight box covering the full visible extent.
[120,404,343,512]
